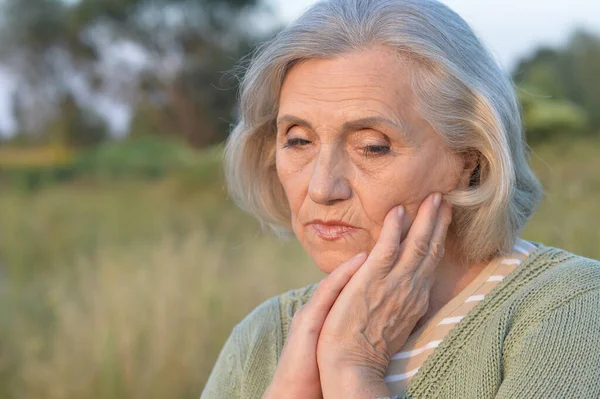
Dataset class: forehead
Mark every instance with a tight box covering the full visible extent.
[278,46,418,126]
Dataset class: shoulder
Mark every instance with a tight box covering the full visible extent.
[236,291,281,333]
[233,282,320,358]
[506,244,600,325]
[494,247,600,398]
[203,283,319,398]
[521,245,600,299]
[201,294,282,398]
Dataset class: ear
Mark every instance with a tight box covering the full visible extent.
[458,150,480,189]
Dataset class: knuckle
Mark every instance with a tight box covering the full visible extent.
[412,239,430,258]
[416,297,430,318]
[430,242,445,259]
[376,245,399,265]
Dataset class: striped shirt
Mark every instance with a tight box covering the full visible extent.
[384,238,538,396]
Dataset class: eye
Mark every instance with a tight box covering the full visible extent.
[363,144,391,157]
[283,137,311,148]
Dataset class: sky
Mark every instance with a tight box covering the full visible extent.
[1,0,599,136]
[270,0,600,71]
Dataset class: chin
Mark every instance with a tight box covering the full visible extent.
[310,250,360,274]
[314,259,337,275]
[296,226,372,274]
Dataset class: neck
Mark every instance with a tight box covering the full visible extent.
[413,237,489,331]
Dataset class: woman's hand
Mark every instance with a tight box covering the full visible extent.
[317,192,453,399]
[263,251,368,399]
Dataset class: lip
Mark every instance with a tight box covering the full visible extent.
[305,219,357,241]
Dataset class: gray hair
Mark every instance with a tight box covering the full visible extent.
[224,0,543,263]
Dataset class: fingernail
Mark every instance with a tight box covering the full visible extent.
[397,205,404,221]
[433,193,441,208]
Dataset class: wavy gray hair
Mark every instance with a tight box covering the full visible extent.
[224,0,543,263]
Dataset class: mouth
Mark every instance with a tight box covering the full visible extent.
[305,219,358,241]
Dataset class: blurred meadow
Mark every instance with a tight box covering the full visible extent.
[0,0,598,398]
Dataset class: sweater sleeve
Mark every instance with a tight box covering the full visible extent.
[200,296,282,399]
[495,288,600,399]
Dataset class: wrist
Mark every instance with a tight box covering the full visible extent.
[320,364,390,399]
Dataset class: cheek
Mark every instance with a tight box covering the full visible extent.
[276,152,310,216]
[358,161,427,218]
[358,153,461,229]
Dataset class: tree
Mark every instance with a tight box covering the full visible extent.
[513,29,600,139]
[0,0,277,147]
[561,30,600,130]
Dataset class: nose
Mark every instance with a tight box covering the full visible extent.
[308,146,352,205]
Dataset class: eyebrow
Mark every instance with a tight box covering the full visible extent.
[276,114,414,143]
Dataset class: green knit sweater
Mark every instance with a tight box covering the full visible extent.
[201,245,600,398]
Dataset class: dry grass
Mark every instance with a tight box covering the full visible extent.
[524,136,600,258]
[1,226,318,399]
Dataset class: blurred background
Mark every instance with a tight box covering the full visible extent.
[0,0,598,397]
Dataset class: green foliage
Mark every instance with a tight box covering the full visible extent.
[73,137,197,179]
[518,87,589,143]
[0,0,272,148]
[171,143,224,189]
[514,30,600,135]
[0,166,74,192]
[0,138,225,193]
[514,48,567,99]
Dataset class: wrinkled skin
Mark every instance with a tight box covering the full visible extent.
[264,46,482,399]
[275,46,467,274]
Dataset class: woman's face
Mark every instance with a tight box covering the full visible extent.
[275,46,471,273]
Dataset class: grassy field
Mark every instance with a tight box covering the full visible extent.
[0,136,598,398]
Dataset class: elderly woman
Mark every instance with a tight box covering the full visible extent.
[201,0,600,398]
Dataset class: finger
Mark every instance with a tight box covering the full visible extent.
[303,252,367,325]
[407,200,453,281]
[361,204,405,275]
[397,192,442,272]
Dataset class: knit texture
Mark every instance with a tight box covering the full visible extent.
[200,245,600,398]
